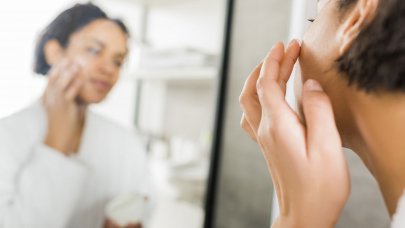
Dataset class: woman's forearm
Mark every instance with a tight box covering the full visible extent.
[272,215,337,228]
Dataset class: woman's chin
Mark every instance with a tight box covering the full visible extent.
[77,93,107,105]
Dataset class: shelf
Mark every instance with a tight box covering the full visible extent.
[131,67,218,82]
[113,0,193,7]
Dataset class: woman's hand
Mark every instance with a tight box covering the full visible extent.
[103,218,142,228]
[239,40,350,228]
[43,59,85,155]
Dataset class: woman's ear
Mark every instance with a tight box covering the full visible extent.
[44,39,64,66]
[338,0,379,54]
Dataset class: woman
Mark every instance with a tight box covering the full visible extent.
[0,3,150,228]
[240,0,404,227]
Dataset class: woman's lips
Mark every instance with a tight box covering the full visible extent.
[90,79,112,92]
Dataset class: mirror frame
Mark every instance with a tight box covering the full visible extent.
[203,0,235,227]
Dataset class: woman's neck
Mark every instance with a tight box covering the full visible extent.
[347,90,405,217]
[73,104,87,153]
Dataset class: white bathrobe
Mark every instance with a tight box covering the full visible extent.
[0,101,151,228]
[392,192,405,228]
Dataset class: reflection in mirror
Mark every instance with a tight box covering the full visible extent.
[0,0,226,227]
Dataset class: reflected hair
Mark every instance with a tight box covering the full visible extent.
[336,0,405,92]
[33,2,129,75]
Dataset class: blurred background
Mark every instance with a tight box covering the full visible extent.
[0,0,392,227]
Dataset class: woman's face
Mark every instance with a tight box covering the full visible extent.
[54,19,128,104]
[299,0,342,84]
[296,0,356,142]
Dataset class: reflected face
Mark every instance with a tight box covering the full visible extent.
[61,19,128,104]
[296,0,355,141]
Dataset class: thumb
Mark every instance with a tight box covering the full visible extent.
[302,79,341,153]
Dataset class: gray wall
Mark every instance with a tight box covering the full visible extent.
[212,0,292,227]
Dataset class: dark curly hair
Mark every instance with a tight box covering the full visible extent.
[34,2,129,75]
[336,0,405,92]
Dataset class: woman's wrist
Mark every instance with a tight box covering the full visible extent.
[272,214,337,228]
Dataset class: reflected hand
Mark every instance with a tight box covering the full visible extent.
[239,40,350,228]
[43,59,85,155]
[103,218,142,228]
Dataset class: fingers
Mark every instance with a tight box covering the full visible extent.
[239,63,263,131]
[65,75,83,101]
[241,63,262,97]
[56,62,80,91]
[44,61,67,104]
[240,39,301,138]
[302,79,341,154]
[124,224,142,228]
[241,39,300,130]
[45,59,83,102]
[256,43,290,118]
[260,43,284,82]
[240,114,257,142]
[279,40,301,92]
[241,40,299,141]
[47,59,69,86]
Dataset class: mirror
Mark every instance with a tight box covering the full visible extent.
[0,0,227,227]
[203,0,291,227]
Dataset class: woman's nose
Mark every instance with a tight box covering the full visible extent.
[98,57,116,76]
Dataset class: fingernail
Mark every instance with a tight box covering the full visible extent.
[270,42,282,51]
[304,79,323,92]
[288,39,295,48]
[289,39,302,48]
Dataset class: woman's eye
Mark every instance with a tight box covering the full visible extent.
[87,47,101,55]
[307,18,315,23]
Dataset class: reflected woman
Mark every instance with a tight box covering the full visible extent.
[240,0,404,227]
[0,3,150,228]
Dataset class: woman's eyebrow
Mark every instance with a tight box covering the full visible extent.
[84,37,128,56]
[84,38,105,47]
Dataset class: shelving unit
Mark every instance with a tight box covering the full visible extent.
[133,67,218,135]
[131,67,218,88]
[114,0,192,7]
[132,67,217,80]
